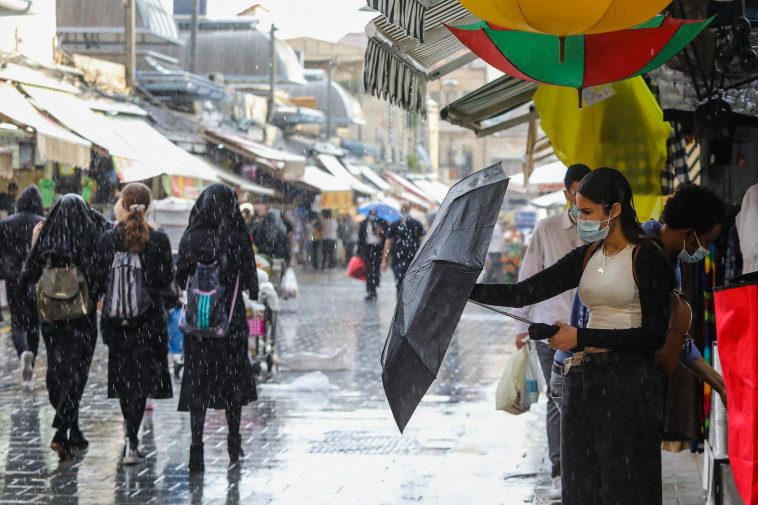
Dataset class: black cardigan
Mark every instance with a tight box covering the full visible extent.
[469,242,675,354]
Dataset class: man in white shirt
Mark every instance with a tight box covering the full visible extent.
[512,164,590,499]
[321,210,339,269]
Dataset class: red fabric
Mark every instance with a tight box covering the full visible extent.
[445,24,539,83]
[714,283,758,505]
[347,256,367,281]
[583,24,677,87]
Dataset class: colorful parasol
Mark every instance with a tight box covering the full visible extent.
[447,16,712,97]
[457,0,673,37]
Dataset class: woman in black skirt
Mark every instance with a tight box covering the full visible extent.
[19,195,105,459]
[175,183,258,471]
[97,182,174,464]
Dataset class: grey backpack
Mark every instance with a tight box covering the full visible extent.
[102,251,152,326]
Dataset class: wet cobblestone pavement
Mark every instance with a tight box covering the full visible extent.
[0,269,706,504]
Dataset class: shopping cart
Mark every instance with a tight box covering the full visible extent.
[248,255,283,376]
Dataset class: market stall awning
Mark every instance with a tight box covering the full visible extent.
[103,115,218,182]
[295,165,353,210]
[409,178,449,204]
[194,156,275,197]
[21,85,139,159]
[0,82,91,167]
[531,189,567,208]
[439,75,538,137]
[316,154,377,196]
[356,165,393,191]
[0,62,82,94]
[366,0,470,43]
[509,160,568,194]
[383,170,438,207]
[363,7,478,115]
[203,129,306,179]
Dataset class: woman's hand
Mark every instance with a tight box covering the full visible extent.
[32,221,43,244]
[547,322,577,351]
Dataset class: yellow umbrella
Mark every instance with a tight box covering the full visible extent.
[533,77,672,221]
[458,0,673,36]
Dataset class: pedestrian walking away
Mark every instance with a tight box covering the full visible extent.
[18,194,106,460]
[358,210,385,301]
[0,185,44,391]
[254,209,292,267]
[97,183,174,465]
[321,209,338,269]
[509,163,590,499]
[175,183,259,472]
[381,201,424,296]
[470,167,674,505]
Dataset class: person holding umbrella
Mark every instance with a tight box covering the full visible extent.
[357,210,385,301]
[470,167,674,505]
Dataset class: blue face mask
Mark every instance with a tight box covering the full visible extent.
[576,214,613,242]
[570,204,580,220]
[678,232,709,263]
[401,213,409,219]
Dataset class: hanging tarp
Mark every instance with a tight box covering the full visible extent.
[316,154,377,196]
[534,77,672,221]
[0,82,91,167]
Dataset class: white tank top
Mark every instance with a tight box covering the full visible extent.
[578,244,642,330]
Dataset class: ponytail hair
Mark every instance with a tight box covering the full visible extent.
[120,182,151,253]
[577,167,653,246]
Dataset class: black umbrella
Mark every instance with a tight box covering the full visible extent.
[381,162,510,433]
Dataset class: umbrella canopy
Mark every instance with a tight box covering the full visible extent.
[381,162,509,433]
[357,201,401,223]
[447,16,711,90]
[457,0,673,36]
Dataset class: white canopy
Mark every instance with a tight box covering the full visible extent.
[509,161,568,194]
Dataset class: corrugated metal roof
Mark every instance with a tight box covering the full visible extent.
[440,76,538,136]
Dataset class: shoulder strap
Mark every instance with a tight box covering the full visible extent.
[632,244,641,288]
[582,241,603,271]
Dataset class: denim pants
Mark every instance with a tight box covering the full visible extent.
[536,343,561,478]
[391,260,410,296]
[561,352,662,505]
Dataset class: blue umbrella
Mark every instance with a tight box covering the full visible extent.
[357,201,401,223]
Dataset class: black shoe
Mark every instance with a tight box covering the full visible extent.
[50,431,71,461]
[68,429,89,452]
[189,443,204,472]
[228,435,244,464]
[365,293,377,301]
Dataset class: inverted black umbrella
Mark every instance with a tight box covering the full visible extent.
[381,162,510,433]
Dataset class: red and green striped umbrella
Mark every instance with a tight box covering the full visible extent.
[447,15,711,91]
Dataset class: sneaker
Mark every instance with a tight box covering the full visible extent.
[21,381,34,393]
[548,476,562,500]
[123,438,145,465]
[145,398,153,411]
[20,351,34,382]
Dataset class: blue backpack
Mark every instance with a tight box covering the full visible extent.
[179,262,239,338]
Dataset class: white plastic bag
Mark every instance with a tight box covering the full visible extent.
[496,340,541,414]
[281,267,299,299]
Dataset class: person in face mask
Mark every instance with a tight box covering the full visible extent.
[470,167,674,505]
[381,201,425,297]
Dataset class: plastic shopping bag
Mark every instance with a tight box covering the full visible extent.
[347,256,367,281]
[496,341,541,414]
[714,280,758,505]
[281,267,299,299]
[168,307,184,354]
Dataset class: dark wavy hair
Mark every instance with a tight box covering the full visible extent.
[577,167,652,245]
[660,183,724,235]
[120,182,151,253]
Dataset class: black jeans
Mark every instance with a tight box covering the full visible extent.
[321,239,337,269]
[6,278,40,358]
[561,352,662,505]
[41,318,97,431]
[362,244,383,296]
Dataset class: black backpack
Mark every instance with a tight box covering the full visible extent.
[179,261,239,339]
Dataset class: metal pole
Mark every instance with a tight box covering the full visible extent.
[325,59,334,140]
[189,0,199,74]
[125,0,136,89]
[267,24,278,124]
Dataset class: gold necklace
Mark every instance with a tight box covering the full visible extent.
[597,241,629,274]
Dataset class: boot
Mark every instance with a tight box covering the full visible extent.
[189,442,204,472]
[50,429,70,461]
[227,435,244,464]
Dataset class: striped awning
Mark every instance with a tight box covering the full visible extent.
[362,9,476,115]
[365,0,470,43]
[440,76,538,137]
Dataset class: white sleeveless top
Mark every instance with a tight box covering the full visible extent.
[578,244,642,330]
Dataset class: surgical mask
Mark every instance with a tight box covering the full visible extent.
[570,204,580,221]
[401,213,409,219]
[369,215,377,221]
[576,214,613,242]
[678,232,709,263]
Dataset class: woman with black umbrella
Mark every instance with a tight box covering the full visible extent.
[175,183,258,471]
[98,182,174,465]
[18,194,104,460]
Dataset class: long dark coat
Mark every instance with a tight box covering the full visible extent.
[98,224,174,399]
[175,184,258,411]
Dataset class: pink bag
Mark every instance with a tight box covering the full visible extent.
[347,256,367,281]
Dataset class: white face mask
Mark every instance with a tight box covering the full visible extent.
[678,232,709,263]
[576,214,614,242]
